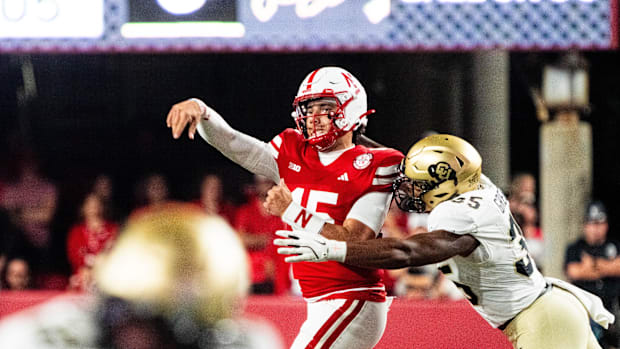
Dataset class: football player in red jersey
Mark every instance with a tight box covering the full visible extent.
[166,67,403,349]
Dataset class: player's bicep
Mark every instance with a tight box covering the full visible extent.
[453,233,480,257]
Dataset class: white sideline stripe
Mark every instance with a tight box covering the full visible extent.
[316,300,359,349]
[375,164,399,176]
[272,135,283,147]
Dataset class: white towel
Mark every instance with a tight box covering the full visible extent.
[545,277,615,329]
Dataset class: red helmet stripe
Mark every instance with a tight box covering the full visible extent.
[303,68,321,93]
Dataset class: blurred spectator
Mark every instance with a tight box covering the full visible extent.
[393,267,438,300]
[382,200,409,239]
[91,174,118,221]
[131,173,170,217]
[92,174,113,202]
[394,267,439,300]
[0,155,58,253]
[66,193,118,292]
[0,255,4,289]
[509,172,545,270]
[565,201,620,347]
[508,172,537,209]
[381,201,410,295]
[513,204,545,270]
[392,267,463,301]
[1,209,23,289]
[235,175,288,294]
[193,173,237,224]
[2,257,31,291]
[0,208,30,267]
[0,155,59,289]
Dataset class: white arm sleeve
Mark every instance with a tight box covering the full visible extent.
[194,100,280,183]
[346,191,393,236]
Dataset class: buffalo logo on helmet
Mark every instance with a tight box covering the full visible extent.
[428,161,457,185]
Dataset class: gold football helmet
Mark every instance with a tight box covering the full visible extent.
[393,134,482,213]
[94,203,249,326]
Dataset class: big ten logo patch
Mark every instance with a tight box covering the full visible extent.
[288,162,301,172]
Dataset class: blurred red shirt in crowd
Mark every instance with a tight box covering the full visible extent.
[235,176,289,295]
[66,194,118,291]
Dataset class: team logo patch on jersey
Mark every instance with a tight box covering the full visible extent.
[288,162,301,172]
[429,161,457,185]
[353,153,373,170]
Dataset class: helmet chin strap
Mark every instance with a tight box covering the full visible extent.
[302,99,376,151]
[308,132,338,151]
[304,108,376,151]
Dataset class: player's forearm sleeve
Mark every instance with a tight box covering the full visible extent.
[195,104,280,183]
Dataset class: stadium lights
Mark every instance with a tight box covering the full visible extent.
[542,52,589,113]
[120,21,246,38]
[363,0,391,24]
[156,0,207,15]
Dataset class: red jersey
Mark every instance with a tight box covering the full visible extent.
[190,199,237,225]
[234,197,287,284]
[269,129,403,301]
[66,221,118,273]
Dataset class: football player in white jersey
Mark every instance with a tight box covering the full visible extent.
[166,67,403,349]
[275,134,615,349]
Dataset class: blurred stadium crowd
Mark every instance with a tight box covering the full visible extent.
[0,149,612,300]
[0,148,537,297]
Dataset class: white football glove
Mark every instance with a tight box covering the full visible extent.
[273,230,347,263]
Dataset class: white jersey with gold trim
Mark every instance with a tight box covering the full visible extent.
[428,182,546,328]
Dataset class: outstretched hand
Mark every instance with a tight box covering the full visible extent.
[166,99,206,140]
[273,230,346,263]
[264,179,293,217]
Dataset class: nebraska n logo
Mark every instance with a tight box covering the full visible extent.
[341,72,361,95]
[295,210,314,228]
